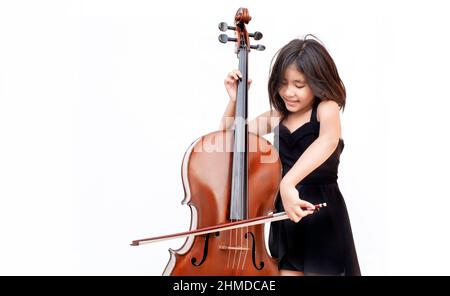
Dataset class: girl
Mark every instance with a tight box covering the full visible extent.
[220,35,361,276]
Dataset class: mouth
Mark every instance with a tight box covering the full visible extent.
[284,99,299,106]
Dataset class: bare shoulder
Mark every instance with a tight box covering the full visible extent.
[317,99,342,139]
[317,99,340,122]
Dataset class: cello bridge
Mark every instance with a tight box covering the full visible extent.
[219,245,251,251]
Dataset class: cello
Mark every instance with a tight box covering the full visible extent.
[131,7,326,276]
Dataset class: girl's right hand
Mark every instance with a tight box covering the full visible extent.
[280,182,315,223]
[224,69,252,102]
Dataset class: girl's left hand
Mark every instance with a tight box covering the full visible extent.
[279,181,315,223]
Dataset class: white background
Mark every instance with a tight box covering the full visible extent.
[1,0,449,275]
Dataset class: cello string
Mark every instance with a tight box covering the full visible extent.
[235,193,242,270]
[240,132,249,271]
[232,224,238,269]
[227,188,233,269]
[226,218,233,269]
[237,186,245,271]
[236,170,246,272]
[241,182,249,271]
[236,218,243,271]
[241,221,248,271]
[231,172,237,269]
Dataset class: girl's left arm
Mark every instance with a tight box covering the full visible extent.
[281,100,342,189]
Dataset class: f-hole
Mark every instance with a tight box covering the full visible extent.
[245,232,264,270]
[191,233,210,267]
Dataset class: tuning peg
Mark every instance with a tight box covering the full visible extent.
[218,22,236,32]
[249,31,263,40]
[250,44,265,51]
[218,34,237,44]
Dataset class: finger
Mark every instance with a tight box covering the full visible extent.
[300,199,315,210]
[234,69,242,78]
[290,216,301,223]
[293,207,304,218]
[228,72,239,80]
[287,211,300,222]
[304,210,314,216]
[286,213,295,222]
[225,78,234,85]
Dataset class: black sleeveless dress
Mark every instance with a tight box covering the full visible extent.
[268,102,361,276]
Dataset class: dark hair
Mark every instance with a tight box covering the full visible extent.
[268,34,346,120]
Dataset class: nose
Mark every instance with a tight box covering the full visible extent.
[284,85,296,97]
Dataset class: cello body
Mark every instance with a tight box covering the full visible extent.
[164,130,281,275]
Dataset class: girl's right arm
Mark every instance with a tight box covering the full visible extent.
[220,70,280,135]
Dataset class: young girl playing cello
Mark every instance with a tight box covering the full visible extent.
[221,35,361,276]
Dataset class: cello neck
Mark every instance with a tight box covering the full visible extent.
[229,32,250,221]
[235,40,249,122]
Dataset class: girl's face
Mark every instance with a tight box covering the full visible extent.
[278,64,315,114]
